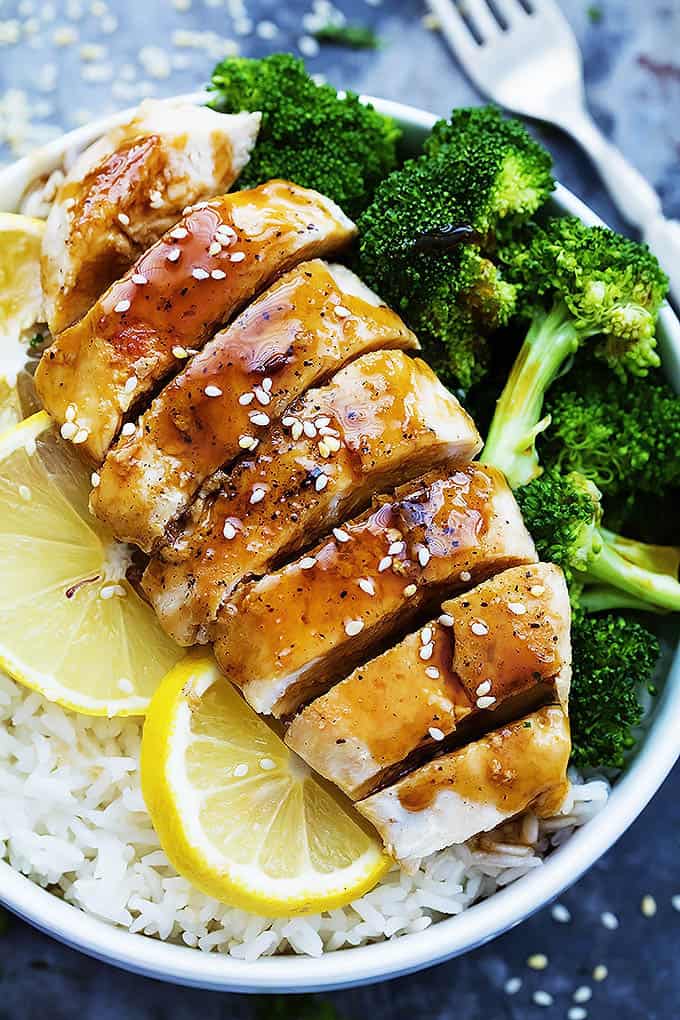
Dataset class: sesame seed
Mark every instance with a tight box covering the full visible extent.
[99,584,116,600]
[419,643,434,661]
[239,392,255,406]
[118,677,133,694]
[334,304,351,318]
[223,521,237,540]
[323,436,342,453]
[527,953,548,970]
[173,346,189,359]
[428,726,445,741]
[167,248,181,262]
[282,415,296,427]
[204,385,223,398]
[315,473,328,492]
[504,977,522,995]
[254,387,271,406]
[508,601,527,615]
[471,621,489,636]
[73,428,89,445]
[233,763,248,777]
[530,584,545,596]
[121,422,136,437]
[65,403,77,422]
[131,273,147,285]
[318,440,331,458]
[60,422,77,440]
[114,299,131,313]
[568,1009,587,1020]
[533,991,553,1007]
[209,241,222,256]
[250,487,266,505]
[315,416,331,428]
[211,269,227,280]
[592,965,608,982]
[117,212,130,226]
[303,420,317,439]
[345,619,364,637]
[378,556,392,573]
[238,435,257,450]
[403,583,417,598]
[170,226,188,239]
[421,626,433,645]
[600,911,619,930]
[388,541,405,556]
[476,695,496,709]
[230,251,246,262]
[438,613,454,627]
[641,894,657,917]
[425,666,440,680]
[192,267,210,280]
[260,758,276,771]
[249,412,269,427]
[358,578,375,596]
[262,378,273,392]
[418,547,431,567]
[459,569,472,582]
[300,557,317,570]
[124,375,138,393]
[291,421,303,441]
[573,986,592,1004]
[90,472,100,488]
[476,680,492,697]
[319,426,340,437]
[551,903,571,923]
[333,528,350,543]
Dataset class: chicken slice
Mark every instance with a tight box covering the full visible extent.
[143,350,481,645]
[357,705,571,860]
[215,465,536,718]
[286,563,570,799]
[35,180,357,462]
[42,99,261,334]
[92,261,418,551]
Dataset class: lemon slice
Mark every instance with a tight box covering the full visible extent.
[0,378,22,435]
[0,212,45,371]
[141,654,391,916]
[0,411,183,714]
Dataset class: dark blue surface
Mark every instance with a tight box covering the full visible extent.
[1,1,679,1016]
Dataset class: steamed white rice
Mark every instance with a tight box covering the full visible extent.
[0,670,609,959]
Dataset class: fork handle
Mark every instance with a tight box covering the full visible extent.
[561,112,680,306]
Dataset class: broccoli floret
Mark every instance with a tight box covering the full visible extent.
[208,54,400,217]
[541,354,680,504]
[424,106,554,233]
[357,109,553,389]
[516,467,680,613]
[570,613,658,769]
[481,217,668,488]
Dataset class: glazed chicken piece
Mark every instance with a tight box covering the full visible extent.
[214,465,537,717]
[42,99,261,334]
[286,563,570,799]
[357,705,571,860]
[35,180,357,462]
[92,260,418,551]
[143,350,481,645]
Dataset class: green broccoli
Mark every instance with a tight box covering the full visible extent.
[313,23,380,49]
[540,353,680,506]
[480,216,668,488]
[356,107,554,389]
[516,467,680,613]
[570,613,658,769]
[208,54,400,218]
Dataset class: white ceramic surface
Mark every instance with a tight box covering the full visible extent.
[0,96,678,994]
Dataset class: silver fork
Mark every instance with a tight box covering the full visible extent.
[427,0,680,305]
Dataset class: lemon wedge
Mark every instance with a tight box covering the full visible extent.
[141,654,391,916]
[0,411,183,714]
[0,378,23,435]
[0,212,45,366]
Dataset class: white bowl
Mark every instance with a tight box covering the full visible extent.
[0,96,679,994]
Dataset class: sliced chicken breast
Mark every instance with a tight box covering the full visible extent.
[215,465,536,718]
[35,181,357,462]
[143,350,481,645]
[286,563,570,799]
[357,705,571,860]
[42,99,261,334]
[92,261,418,551]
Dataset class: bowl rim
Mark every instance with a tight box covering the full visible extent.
[1,94,679,994]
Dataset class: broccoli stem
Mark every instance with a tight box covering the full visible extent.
[481,301,590,488]
[580,585,667,615]
[580,533,680,612]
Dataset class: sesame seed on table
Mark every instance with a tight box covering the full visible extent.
[1,0,678,1017]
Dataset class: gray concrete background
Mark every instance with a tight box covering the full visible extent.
[1,0,679,1016]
